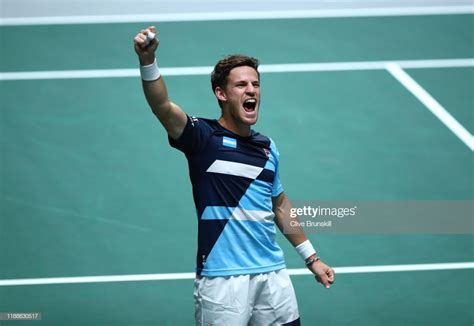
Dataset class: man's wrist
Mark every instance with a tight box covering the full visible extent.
[139,55,156,66]
[139,58,161,81]
[305,254,320,268]
[295,240,316,261]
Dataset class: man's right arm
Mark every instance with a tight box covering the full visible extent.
[134,26,187,140]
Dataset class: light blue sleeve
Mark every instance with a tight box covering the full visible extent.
[270,139,284,197]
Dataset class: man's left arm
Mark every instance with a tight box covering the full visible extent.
[272,192,335,289]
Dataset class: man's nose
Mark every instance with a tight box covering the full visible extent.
[245,84,256,94]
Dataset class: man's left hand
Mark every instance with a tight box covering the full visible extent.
[308,259,335,289]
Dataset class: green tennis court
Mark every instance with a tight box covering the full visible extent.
[1,10,473,326]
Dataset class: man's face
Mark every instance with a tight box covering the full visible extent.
[217,66,260,126]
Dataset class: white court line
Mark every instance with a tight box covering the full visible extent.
[0,262,472,286]
[1,58,473,81]
[1,6,473,26]
[386,63,474,151]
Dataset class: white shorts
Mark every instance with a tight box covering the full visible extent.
[194,268,300,326]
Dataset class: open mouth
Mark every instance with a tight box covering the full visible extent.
[243,98,257,112]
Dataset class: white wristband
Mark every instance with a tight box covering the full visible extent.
[140,58,161,81]
[295,240,316,260]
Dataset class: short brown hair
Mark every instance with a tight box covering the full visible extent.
[211,54,260,108]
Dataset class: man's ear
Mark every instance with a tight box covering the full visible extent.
[215,87,227,102]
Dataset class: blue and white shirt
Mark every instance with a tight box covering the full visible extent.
[169,115,286,276]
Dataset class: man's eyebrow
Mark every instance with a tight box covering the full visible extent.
[234,79,259,84]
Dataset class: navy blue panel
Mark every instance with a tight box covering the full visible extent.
[168,115,213,155]
[282,317,301,326]
[194,174,254,218]
[257,168,275,183]
[196,219,228,274]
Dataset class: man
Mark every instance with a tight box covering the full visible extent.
[134,26,335,326]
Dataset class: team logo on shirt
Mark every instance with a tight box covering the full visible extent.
[222,136,237,148]
[190,116,199,127]
[263,148,270,158]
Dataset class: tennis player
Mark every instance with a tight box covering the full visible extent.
[134,26,335,326]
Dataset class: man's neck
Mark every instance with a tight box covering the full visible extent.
[218,116,251,137]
